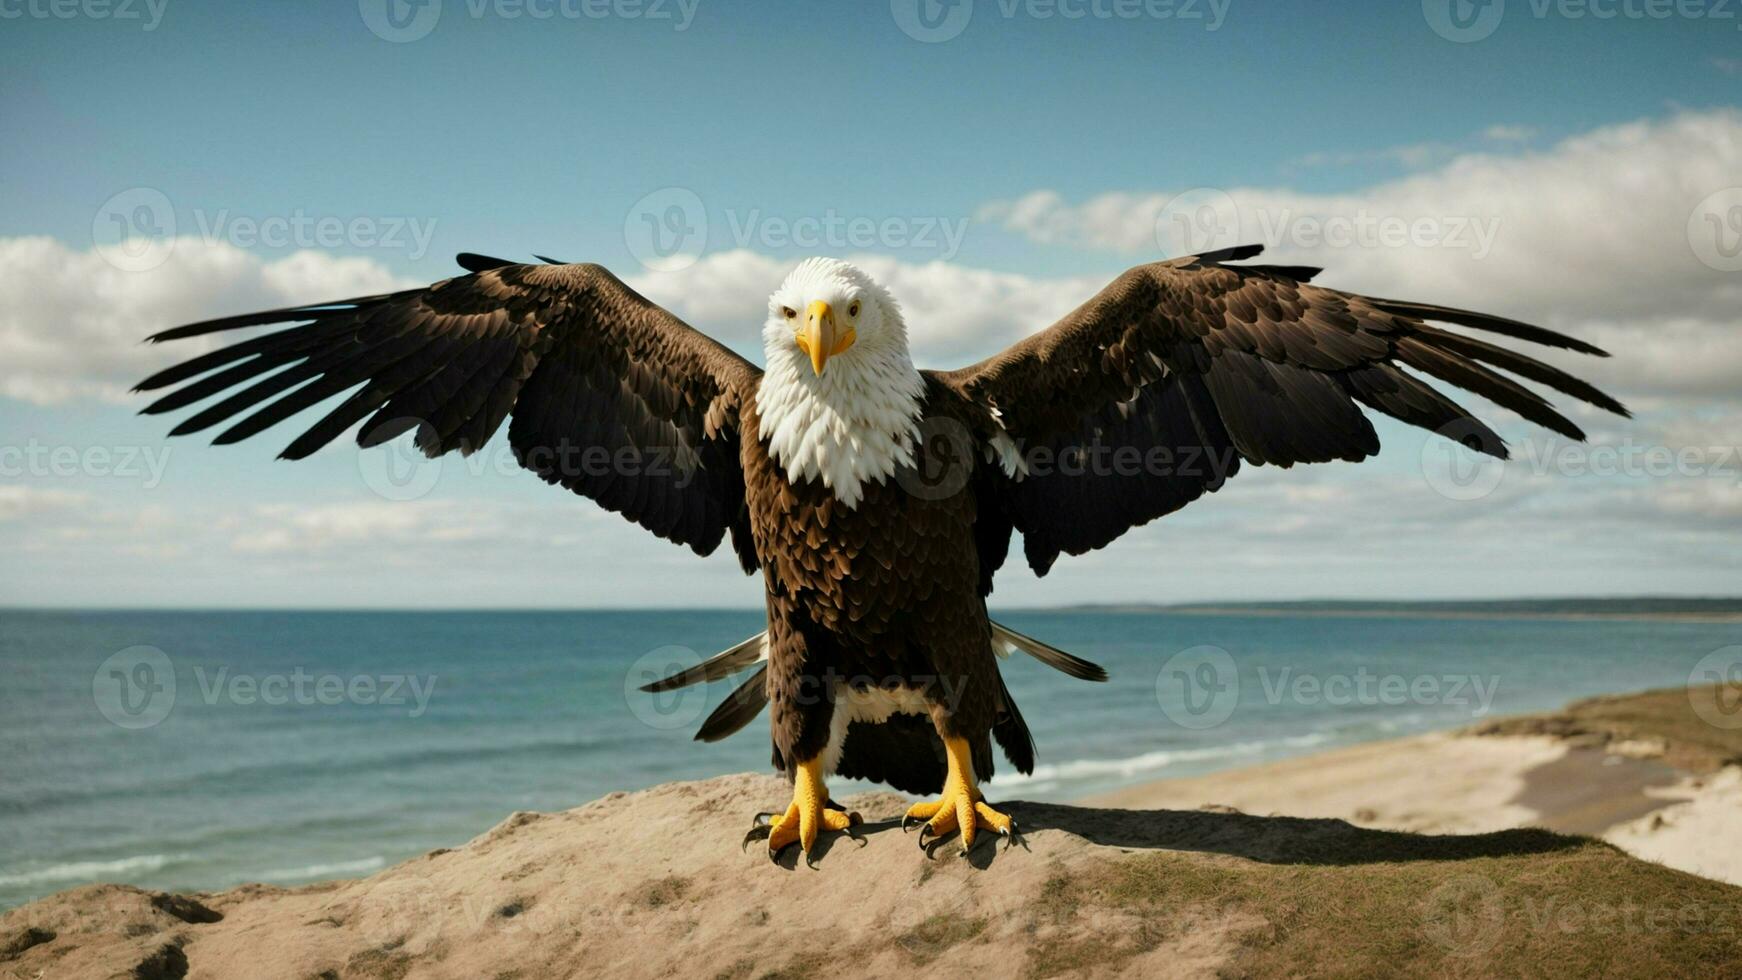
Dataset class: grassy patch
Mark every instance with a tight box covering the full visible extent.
[1021,837,1742,978]
[756,951,832,980]
[896,913,987,962]
[630,875,689,909]
[1473,684,1742,772]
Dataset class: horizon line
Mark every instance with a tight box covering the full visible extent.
[4,595,1739,614]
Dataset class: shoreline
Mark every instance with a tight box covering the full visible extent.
[1080,685,1742,886]
[1037,606,1742,624]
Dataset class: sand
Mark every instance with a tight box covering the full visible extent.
[6,770,1742,980]
[1087,731,1740,888]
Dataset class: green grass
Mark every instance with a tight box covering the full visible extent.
[895,913,988,963]
[1473,683,1742,772]
[1024,840,1741,978]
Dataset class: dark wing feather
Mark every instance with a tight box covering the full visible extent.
[693,665,770,744]
[936,246,1628,576]
[136,259,762,566]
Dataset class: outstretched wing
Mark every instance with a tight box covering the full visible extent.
[934,245,1629,576]
[135,256,762,566]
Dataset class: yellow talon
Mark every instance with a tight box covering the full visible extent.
[904,735,1015,854]
[762,755,859,864]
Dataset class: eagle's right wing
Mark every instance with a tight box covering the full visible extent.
[935,245,1629,576]
[136,257,762,567]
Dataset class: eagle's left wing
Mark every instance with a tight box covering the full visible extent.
[134,256,762,567]
[933,245,1629,576]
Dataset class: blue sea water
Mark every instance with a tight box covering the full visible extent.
[2,608,1736,910]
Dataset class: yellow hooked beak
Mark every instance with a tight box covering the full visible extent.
[796,300,856,375]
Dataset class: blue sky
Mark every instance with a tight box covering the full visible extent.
[2,1,1739,606]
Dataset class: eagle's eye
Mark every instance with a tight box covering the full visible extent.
[848,301,860,318]
[781,306,797,320]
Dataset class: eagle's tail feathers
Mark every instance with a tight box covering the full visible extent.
[990,621,1109,682]
[693,664,769,743]
[639,630,768,692]
[991,671,1036,777]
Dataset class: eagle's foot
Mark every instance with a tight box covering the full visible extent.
[747,758,862,866]
[904,735,1016,856]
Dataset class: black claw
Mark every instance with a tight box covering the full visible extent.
[901,814,924,833]
[742,826,771,852]
[769,840,797,865]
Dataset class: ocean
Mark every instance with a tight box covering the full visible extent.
[2,608,1736,910]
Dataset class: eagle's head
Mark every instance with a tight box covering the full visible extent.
[755,258,926,507]
[763,258,906,378]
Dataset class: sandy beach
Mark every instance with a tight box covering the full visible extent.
[1088,684,1742,887]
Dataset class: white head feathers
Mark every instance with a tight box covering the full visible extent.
[755,258,926,508]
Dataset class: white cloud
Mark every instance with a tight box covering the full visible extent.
[228,501,498,556]
[976,109,1742,404]
[1289,140,1457,171]
[9,112,1736,413]
[0,237,412,405]
[1481,124,1537,143]
[0,486,89,522]
[978,110,1739,310]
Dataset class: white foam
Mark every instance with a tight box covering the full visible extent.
[0,853,177,887]
[253,856,386,883]
[986,732,1335,790]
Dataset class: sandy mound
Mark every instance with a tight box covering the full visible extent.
[5,773,1740,979]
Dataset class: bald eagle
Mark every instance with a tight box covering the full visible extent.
[134,245,1625,861]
